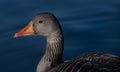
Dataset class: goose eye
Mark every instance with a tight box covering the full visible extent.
[39,20,43,23]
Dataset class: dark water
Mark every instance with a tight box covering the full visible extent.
[0,0,120,72]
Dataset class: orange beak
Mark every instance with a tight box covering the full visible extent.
[14,22,35,38]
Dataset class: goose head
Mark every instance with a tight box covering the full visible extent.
[14,12,61,38]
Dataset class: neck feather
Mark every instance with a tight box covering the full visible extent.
[37,30,64,72]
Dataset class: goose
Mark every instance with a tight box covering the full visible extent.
[14,12,120,72]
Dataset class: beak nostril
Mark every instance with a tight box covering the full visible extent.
[23,29,26,31]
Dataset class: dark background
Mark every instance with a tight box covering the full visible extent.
[0,0,120,72]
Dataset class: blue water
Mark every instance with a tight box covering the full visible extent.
[0,0,120,72]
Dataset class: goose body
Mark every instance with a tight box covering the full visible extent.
[14,12,120,72]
